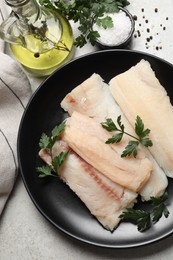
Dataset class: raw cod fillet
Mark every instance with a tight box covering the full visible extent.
[61,73,168,200]
[39,140,137,231]
[61,73,118,121]
[109,59,173,177]
[63,111,152,192]
[140,151,168,200]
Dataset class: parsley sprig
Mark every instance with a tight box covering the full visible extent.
[151,192,170,223]
[37,121,68,178]
[120,208,151,232]
[101,115,153,158]
[119,192,170,232]
[39,0,130,47]
[37,151,68,178]
[39,121,66,152]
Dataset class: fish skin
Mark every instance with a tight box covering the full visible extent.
[39,140,137,231]
[109,59,173,177]
[61,73,168,200]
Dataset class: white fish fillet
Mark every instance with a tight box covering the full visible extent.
[109,59,173,177]
[39,140,137,231]
[61,73,168,200]
[61,73,132,156]
[140,150,168,200]
[63,111,152,192]
[61,73,119,122]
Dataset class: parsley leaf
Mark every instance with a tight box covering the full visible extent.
[51,121,66,138]
[135,116,151,140]
[52,151,69,172]
[39,121,66,151]
[106,133,123,144]
[39,0,130,47]
[102,0,119,13]
[117,115,125,132]
[121,140,139,158]
[87,31,100,46]
[119,208,151,232]
[37,120,68,178]
[96,16,113,29]
[37,151,68,178]
[141,137,153,147]
[74,34,87,48]
[151,192,170,223]
[101,115,153,158]
[119,192,170,232]
[39,133,51,150]
[36,165,55,178]
[101,118,118,131]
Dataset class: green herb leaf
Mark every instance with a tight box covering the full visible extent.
[117,115,124,132]
[141,138,153,147]
[74,34,87,48]
[135,116,151,139]
[103,1,119,13]
[106,133,123,144]
[135,115,144,135]
[101,118,118,131]
[37,121,68,178]
[52,151,69,172]
[119,208,151,232]
[151,192,170,223]
[121,140,139,158]
[39,0,130,47]
[39,121,66,151]
[119,192,170,232]
[37,151,69,178]
[96,16,113,29]
[51,121,66,138]
[50,121,66,148]
[101,115,153,158]
[87,31,100,45]
[36,165,57,178]
[39,133,51,149]
[91,3,105,16]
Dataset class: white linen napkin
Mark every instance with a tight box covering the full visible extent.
[0,1,32,216]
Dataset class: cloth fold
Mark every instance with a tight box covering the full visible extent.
[0,0,31,217]
[0,0,32,217]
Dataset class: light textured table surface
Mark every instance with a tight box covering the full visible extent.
[1,1,173,259]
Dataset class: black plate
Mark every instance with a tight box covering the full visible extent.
[18,49,173,248]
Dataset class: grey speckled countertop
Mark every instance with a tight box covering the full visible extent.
[1,1,173,259]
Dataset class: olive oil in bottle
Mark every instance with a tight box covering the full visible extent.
[0,0,74,76]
